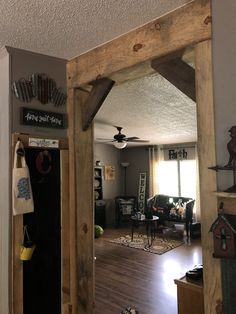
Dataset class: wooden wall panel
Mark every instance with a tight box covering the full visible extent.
[195,40,222,313]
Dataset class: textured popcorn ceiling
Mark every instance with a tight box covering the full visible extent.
[0,0,190,59]
[0,0,194,145]
[95,72,197,146]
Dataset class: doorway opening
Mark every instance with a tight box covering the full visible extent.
[93,47,202,313]
[23,148,61,314]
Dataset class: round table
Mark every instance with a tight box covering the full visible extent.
[130,215,159,246]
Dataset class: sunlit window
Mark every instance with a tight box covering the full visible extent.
[158,160,196,198]
[180,160,196,198]
[158,161,178,196]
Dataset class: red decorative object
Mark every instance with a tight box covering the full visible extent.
[210,213,236,258]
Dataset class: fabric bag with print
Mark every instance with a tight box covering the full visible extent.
[12,140,34,215]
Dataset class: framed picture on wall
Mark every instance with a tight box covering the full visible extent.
[104,166,115,180]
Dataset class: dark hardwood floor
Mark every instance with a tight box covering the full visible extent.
[95,226,202,314]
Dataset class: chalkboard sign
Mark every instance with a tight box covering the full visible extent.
[21,107,66,129]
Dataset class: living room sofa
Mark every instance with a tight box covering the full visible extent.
[147,194,195,237]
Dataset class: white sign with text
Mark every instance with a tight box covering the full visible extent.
[138,172,146,213]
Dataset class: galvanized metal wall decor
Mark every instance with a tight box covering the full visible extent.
[12,73,67,107]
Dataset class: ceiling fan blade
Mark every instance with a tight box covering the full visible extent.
[126,139,149,143]
[125,137,139,141]
[96,138,114,141]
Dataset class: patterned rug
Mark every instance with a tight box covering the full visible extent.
[109,233,184,255]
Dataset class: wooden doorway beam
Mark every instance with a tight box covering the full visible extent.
[67,0,211,87]
[151,57,196,102]
[195,39,222,314]
[82,78,115,131]
[67,1,217,313]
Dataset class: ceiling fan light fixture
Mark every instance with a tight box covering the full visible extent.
[114,141,127,149]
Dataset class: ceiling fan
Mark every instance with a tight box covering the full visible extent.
[96,126,149,149]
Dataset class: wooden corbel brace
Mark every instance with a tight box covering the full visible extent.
[151,50,196,102]
[82,77,115,131]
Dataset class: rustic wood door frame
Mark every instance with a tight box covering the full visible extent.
[67,1,222,313]
[11,134,70,314]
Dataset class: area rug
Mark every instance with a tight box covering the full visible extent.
[108,233,184,255]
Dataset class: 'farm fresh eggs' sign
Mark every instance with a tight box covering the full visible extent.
[21,107,66,129]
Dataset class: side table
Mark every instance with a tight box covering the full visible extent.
[130,215,159,246]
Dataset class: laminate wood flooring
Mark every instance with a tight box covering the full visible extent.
[95,227,202,314]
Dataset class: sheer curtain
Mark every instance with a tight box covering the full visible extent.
[148,146,164,197]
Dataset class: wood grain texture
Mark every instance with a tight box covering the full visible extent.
[195,40,222,314]
[12,214,23,314]
[67,87,78,314]
[175,277,204,314]
[67,2,214,313]
[67,0,211,87]
[95,228,202,314]
[13,133,69,150]
[74,88,95,314]
[152,58,196,101]
[12,134,24,314]
[61,150,70,309]
[82,78,115,131]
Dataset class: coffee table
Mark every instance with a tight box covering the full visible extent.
[130,215,159,246]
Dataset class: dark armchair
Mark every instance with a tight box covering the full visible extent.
[115,196,137,227]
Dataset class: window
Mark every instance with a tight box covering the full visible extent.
[158,159,196,199]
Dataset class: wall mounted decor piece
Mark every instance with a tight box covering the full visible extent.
[21,107,66,129]
[138,172,146,213]
[209,125,236,192]
[12,73,67,107]
[210,203,236,259]
[104,165,115,180]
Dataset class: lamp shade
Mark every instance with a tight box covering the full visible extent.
[121,162,130,168]
[114,141,127,149]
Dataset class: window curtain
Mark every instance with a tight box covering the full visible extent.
[148,146,164,197]
[195,144,201,222]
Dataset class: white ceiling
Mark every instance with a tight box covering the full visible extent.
[0,0,195,147]
[95,71,197,146]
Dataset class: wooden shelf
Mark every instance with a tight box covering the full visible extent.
[213,192,236,198]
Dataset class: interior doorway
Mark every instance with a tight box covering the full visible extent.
[12,135,70,314]
[23,148,61,314]
[67,2,220,312]
[93,47,202,313]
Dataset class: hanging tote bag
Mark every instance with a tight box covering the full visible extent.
[12,140,34,215]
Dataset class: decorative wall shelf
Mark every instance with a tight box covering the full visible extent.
[213,192,236,198]
[209,165,236,193]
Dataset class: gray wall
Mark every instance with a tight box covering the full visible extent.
[212,1,236,313]
[94,143,121,226]
[94,144,150,224]
[0,49,10,314]
[121,147,149,198]
[0,47,67,314]
[9,47,67,137]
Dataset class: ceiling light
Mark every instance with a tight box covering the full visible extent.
[114,142,127,149]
